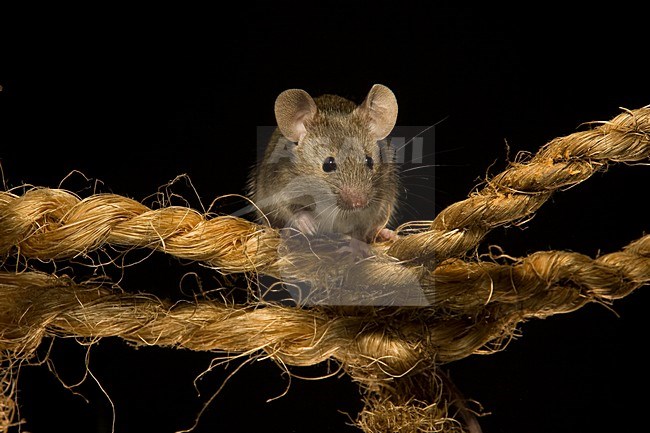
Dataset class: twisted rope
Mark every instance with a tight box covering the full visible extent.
[0,106,648,432]
[389,107,650,262]
[1,234,647,370]
[1,108,648,272]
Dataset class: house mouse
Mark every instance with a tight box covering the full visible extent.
[248,84,399,243]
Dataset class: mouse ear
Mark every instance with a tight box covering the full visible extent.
[356,84,398,140]
[274,89,318,142]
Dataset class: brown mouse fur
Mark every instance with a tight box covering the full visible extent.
[248,84,399,242]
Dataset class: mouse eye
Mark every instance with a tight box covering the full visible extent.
[365,155,374,169]
[322,156,337,172]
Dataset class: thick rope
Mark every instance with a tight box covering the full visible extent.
[1,107,648,272]
[0,106,648,432]
[0,191,281,274]
[0,189,647,309]
[389,107,650,262]
[1,234,647,370]
[1,232,646,431]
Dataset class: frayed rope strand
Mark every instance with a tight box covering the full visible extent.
[389,106,650,263]
[1,107,648,271]
[1,234,647,370]
[0,106,648,433]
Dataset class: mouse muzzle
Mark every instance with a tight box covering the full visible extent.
[338,186,368,210]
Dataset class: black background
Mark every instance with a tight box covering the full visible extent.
[0,3,648,433]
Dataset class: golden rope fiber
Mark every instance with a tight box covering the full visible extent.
[0,191,281,274]
[0,230,646,431]
[0,106,648,432]
[1,234,647,370]
[1,107,647,272]
[389,107,650,262]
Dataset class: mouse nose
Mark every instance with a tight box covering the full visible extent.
[338,186,368,210]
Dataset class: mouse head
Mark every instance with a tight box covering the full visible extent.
[274,84,398,212]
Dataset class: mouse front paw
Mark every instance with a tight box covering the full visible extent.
[374,227,398,242]
[288,211,318,236]
[335,236,373,259]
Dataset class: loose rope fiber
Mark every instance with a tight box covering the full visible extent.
[1,235,648,367]
[0,106,649,432]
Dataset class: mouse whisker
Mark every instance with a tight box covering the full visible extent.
[391,116,449,153]
[314,203,337,220]
[399,164,442,174]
